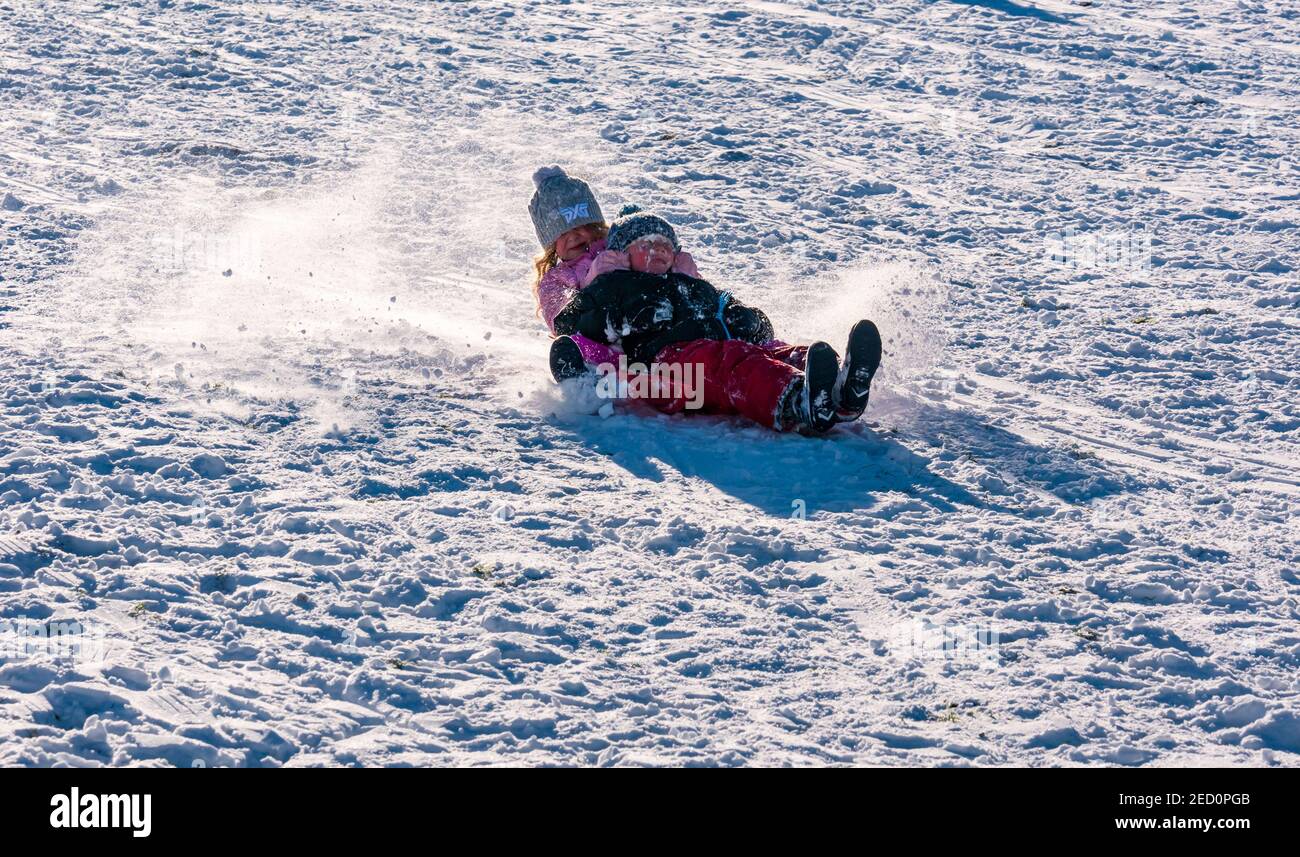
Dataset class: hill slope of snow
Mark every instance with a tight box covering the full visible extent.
[1,0,1297,766]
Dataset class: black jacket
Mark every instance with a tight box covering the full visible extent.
[552,270,774,364]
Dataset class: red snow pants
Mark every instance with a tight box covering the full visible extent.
[648,339,808,429]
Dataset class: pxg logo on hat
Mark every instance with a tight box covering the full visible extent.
[556,202,590,225]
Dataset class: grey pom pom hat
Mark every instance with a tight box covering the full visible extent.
[605,204,680,253]
[528,166,605,249]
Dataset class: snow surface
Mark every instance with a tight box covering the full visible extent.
[1,0,1298,767]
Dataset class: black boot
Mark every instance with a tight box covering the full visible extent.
[780,341,839,432]
[549,335,588,383]
[833,320,882,421]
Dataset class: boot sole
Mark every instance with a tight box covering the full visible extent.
[834,319,882,418]
[550,336,587,383]
[803,341,840,432]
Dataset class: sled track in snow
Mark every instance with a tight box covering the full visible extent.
[951,374,1300,496]
[0,533,49,561]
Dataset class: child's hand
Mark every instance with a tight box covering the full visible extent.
[583,249,630,287]
[671,250,700,279]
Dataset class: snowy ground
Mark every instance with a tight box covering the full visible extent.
[1,0,1298,766]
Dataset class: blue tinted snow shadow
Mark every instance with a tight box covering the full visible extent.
[548,405,995,517]
[946,0,1076,25]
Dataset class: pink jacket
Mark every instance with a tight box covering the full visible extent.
[537,238,607,334]
[536,238,621,366]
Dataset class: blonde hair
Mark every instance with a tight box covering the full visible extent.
[532,223,608,310]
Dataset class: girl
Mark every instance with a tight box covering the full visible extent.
[529,170,881,433]
[528,166,622,382]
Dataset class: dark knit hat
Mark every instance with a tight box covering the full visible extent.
[605,205,680,253]
[528,166,605,249]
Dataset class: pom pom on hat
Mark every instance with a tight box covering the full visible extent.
[616,204,642,218]
[532,165,567,189]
